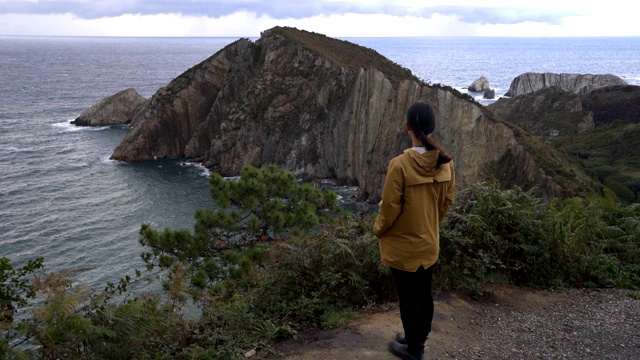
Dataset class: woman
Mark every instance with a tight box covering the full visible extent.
[373,100,455,360]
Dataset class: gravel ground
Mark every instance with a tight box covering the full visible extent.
[272,286,640,360]
[455,288,640,359]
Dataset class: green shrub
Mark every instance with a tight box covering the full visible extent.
[1,265,195,360]
[437,183,556,296]
[193,214,393,356]
[438,183,640,296]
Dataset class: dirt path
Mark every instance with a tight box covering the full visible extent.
[270,285,640,359]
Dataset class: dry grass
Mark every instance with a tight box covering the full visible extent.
[269,26,418,83]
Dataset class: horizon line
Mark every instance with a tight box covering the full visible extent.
[3,34,640,39]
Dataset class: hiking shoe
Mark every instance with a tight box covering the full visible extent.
[388,340,423,360]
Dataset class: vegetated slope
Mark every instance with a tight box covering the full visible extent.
[555,121,640,203]
[489,85,640,202]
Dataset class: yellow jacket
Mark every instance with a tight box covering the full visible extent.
[373,149,455,272]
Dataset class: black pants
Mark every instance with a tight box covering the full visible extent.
[390,264,434,350]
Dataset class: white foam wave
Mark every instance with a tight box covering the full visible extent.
[0,145,37,154]
[51,120,110,133]
[623,76,640,85]
[320,178,337,186]
[181,161,211,177]
[101,154,119,164]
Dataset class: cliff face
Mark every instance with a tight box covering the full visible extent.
[73,88,146,126]
[110,27,597,202]
[505,72,627,97]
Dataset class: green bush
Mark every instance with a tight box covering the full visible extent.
[438,183,556,296]
[1,265,194,360]
[438,183,640,296]
[185,214,393,356]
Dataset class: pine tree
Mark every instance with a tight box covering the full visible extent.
[139,164,340,291]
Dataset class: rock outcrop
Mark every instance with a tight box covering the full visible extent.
[488,87,594,137]
[469,76,490,92]
[73,88,146,126]
[483,88,496,100]
[109,27,600,202]
[504,72,627,98]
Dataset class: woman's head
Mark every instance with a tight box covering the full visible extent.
[405,100,452,168]
[406,100,436,138]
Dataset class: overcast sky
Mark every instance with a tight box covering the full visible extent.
[0,0,637,37]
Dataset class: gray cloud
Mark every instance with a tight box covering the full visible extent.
[0,0,578,25]
[1,0,322,18]
[421,6,577,25]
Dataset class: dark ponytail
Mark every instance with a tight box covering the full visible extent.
[406,101,452,168]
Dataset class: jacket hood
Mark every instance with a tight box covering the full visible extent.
[402,149,453,186]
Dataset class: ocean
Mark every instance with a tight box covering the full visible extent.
[1,36,639,288]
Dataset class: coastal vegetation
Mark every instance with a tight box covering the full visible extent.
[2,165,639,359]
[512,111,640,204]
[553,120,640,203]
[484,124,603,199]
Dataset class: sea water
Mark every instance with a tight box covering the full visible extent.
[1,36,639,288]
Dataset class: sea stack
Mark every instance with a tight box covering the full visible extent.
[468,76,490,92]
[73,88,146,126]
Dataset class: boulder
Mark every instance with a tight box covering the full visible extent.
[73,88,146,126]
[504,72,627,98]
[469,76,490,92]
[483,88,495,99]
[107,27,600,201]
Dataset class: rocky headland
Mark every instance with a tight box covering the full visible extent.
[504,72,627,97]
[79,27,604,202]
[489,84,640,135]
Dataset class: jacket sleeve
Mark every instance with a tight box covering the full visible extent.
[373,159,404,237]
[439,161,456,221]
